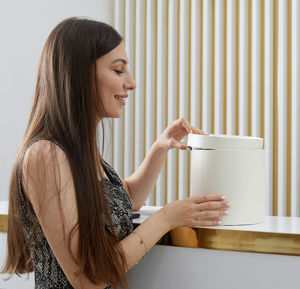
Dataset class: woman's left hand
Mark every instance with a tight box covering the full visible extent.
[156,117,208,151]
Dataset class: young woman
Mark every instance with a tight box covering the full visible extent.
[3,18,229,289]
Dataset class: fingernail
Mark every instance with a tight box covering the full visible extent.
[224,210,229,215]
[220,195,226,199]
[226,202,231,207]
[217,221,222,225]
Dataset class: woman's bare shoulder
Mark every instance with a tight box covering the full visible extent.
[23,139,67,164]
[21,139,73,206]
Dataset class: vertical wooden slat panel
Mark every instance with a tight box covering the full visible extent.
[134,0,145,173]
[190,0,201,198]
[178,0,189,200]
[153,0,157,205]
[215,0,225,135]
[144,0,156,205]
[297,0,300,217]
[211,0,215,134]
[226,0,237,135]
[252,0,260,137]
[111,0,117,167]
[239,0,248,136]
[265,0,274,216]
[122,0,126,178]
[144,0,150,205]
[124,0,134,178]
[190,0,201,130]
[236,0,240,135]
[155,0,160,205]
[174,0,179,203]
[166,0,178,204]
[200,0,203,130]
[277,0,288,216]
[112,0,299,216]
[150,0,156,205]
[224,0,227,134]
[133,0,136,172]
[260,0,265,140]
[144,0,147,164]
[156,0,167,206]
[113,0,125,177]
[187,0,192,198]
[291,0,300,217]
[176,0,180,201]
[273,0,279,216]
[286,0,292,216]
[165,0,169,205]
[203,0,213,133]
[134,0,147,201]
[248,0,252,136]
[105,121,113,166]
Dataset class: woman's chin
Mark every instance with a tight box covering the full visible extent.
[110,110,123,118]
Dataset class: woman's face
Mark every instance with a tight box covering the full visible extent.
[96,43,136,119]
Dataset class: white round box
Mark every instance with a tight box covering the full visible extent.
[187,134,265,225]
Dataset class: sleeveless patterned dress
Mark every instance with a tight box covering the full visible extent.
[17,138,134,288]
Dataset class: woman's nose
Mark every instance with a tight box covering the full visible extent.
[124,74,136,90]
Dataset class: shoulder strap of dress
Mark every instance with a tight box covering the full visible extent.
[100,158,123,186]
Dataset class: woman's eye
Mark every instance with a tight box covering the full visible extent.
[115,70,124,75]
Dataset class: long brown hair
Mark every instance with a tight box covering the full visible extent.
[2,17,128,288]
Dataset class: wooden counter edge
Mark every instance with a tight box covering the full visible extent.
[0,214,8,233]
[2,216,300,256]
[166,226,300,256]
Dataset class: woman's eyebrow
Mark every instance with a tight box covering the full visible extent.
[111,58,128,65]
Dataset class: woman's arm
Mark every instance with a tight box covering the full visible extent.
[122,141,168,211]
[23,140,108,289]
[123,117,207,210]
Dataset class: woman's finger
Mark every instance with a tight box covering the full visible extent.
[190,194,225,204]
[178,118,207,135]
[170,139,189,150]
[190,126,208,135]
[197,210,227,220]
[178,118,193,133]
[197,219,222,226]
[189,219,222,227]
[196,201,230,211]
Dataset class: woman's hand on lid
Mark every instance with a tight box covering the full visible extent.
[155,117,208,151]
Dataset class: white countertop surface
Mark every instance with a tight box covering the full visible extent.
[134,206,300,235]
[0,201,8,215]
[2,201,300,235]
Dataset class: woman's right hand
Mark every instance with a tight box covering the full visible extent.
[159,195,230,230]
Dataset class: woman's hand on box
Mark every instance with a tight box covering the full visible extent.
[158,194,230,230]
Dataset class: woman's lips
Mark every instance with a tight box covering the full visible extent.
[114,95,127,105]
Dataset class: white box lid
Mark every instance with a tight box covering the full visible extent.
[187,134,264,150]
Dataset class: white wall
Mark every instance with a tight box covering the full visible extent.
[0,0,114,201]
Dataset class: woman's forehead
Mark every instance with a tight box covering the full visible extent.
[101,43,128,65]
